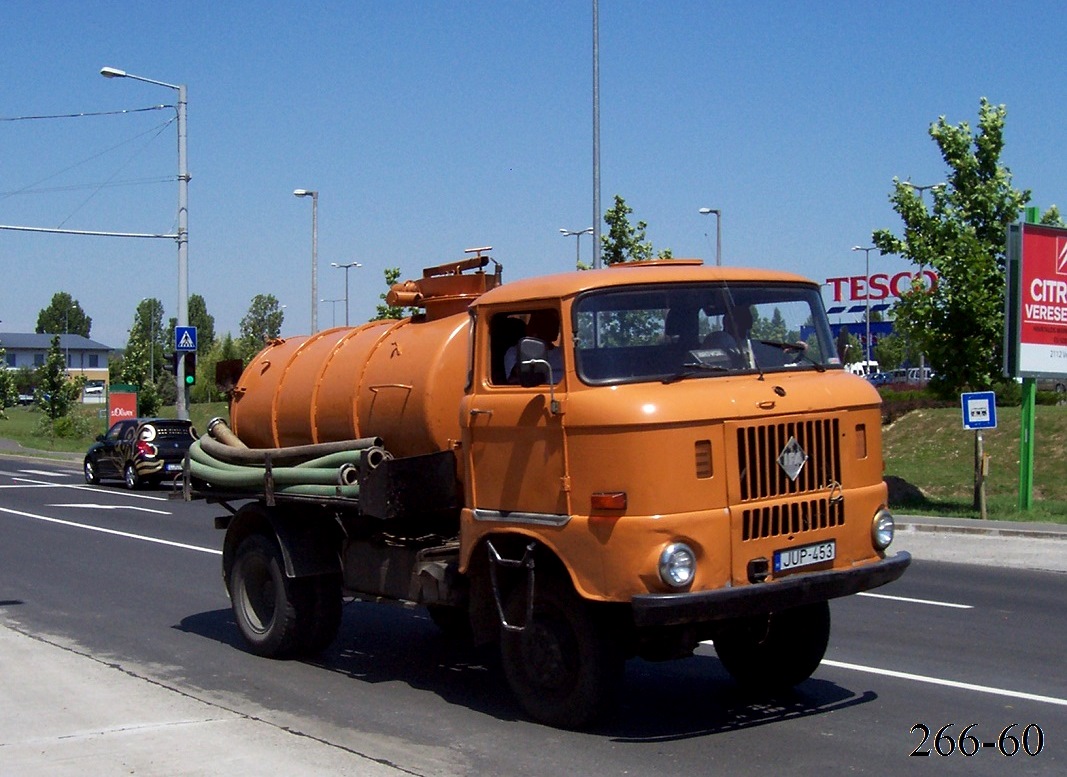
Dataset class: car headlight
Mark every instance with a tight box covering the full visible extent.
[658,542,696,589]
[872,507,895,551]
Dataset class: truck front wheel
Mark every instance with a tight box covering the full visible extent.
[713,600,830,690]
[500,578,623,729]
[229,533,341,658]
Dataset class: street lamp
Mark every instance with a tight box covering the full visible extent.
[330,261,361,326]
[293,189,319,332]
[852,245,876,365]
[559,228,593,269]
[320,298,343,328]
[101,66,190,419]
[698,208,722,266]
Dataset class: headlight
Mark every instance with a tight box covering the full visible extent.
[658,542,696,589]
[872,508,895,551]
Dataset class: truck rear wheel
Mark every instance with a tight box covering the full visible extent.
[500,578,623,729]
[229,534,341,658]
[713,600,830,690]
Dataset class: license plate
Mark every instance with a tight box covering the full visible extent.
[773,540,835,573]
[165,463,183,472]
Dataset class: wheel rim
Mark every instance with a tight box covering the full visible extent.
[237,555,277,635]
[124,465,136,488]
[84,461,95,483]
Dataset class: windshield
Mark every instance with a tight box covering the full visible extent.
[573,282,839,385]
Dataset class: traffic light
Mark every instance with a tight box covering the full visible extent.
[182,351,197,386]
[163,353,177,375]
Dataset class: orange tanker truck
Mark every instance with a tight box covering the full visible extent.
[185,250,910,728]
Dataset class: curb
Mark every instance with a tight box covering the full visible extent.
[895,514,1067,541]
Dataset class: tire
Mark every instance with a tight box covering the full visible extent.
[714,601,831,691]
[84,458,100,485]
[228,534,308,658]
[228,534,341,658]
[500,578,623,729]
[123,462,139,490]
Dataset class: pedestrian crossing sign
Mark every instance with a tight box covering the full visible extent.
[175,326,198,352]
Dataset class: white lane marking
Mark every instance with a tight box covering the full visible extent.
[0,506,220,555]
[7,476,169,501]
[821,659,1067,708]
[48,503,171,515]
[857,591,973,609]
[17,469,68,477]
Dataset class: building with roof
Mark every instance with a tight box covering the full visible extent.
[0,332,113,399]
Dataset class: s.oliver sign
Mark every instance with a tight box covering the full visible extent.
[1005,222,1067,378]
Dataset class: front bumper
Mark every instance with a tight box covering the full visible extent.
[631,551,911,628]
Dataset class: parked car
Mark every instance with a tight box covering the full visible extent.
[866,371,891,386]
[84,418,197,489]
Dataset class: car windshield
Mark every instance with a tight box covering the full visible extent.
[573,281,839,385]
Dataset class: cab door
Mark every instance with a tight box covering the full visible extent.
[462,307,570,521]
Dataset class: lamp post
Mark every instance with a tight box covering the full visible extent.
[852,245,876,365]
[101,66,190,419]
[559,228,593,269]
[293,189,319,332]
[320,298,343,328]
[330,261,361,326]
[698,208,722,266]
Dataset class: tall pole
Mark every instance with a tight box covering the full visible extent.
[699,208,722,266]
[331,261,361,326]
[592,0,601,268]
[101,67,189,419]
[294,189,319,332]
[852,246,875,365]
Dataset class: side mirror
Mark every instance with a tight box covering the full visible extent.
[96,434,106,442]
[517,337,552,387]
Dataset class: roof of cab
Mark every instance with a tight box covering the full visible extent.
[471,259,819,308]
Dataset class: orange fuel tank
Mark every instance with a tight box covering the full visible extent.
[229,255,497,457]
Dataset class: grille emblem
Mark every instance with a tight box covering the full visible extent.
[777,436,808,481]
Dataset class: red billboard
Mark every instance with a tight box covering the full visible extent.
[1014,223,1067,376]
[107,390,138,428]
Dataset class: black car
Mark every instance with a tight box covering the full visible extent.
[84,418,197,489]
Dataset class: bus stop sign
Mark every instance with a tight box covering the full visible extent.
[961,391,997,430]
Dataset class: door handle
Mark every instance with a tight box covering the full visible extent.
[469,408,494,417]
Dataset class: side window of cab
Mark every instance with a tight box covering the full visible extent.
[489,309,564,386]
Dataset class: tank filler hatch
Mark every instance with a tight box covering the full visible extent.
[386,246,503,320]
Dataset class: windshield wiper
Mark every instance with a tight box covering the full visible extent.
[662,362,730,384]
[755,340,826,372]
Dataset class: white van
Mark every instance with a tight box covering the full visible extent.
[846,360,879,376]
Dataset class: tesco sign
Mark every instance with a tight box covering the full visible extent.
[825,270,939,303]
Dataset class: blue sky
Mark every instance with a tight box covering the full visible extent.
[2,1,1066,348]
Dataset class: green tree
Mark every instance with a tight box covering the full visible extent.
[34,335,87,437]
[0,347,16,415]
[872,98,1030,396]
[373,267,419,320]
[127,298,165,385]
[1040,205,1065,227]
[36,292,92,337]
[239,294,285,362]
[600,195,672,265]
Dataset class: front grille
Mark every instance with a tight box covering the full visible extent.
[742,497,844,541]
[736,418,840,501]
